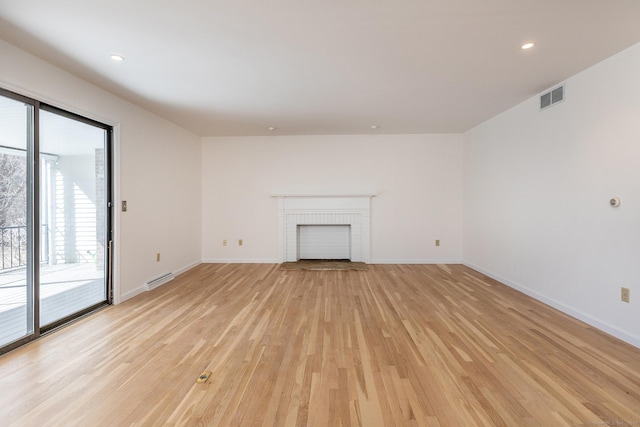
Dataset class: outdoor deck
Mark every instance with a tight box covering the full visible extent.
[0,263,104,347]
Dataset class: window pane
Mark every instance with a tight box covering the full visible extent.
[39,109,107,326]
[0,94,32,347]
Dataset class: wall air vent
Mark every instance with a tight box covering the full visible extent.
[540,84,565,110]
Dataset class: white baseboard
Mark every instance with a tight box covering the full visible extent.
[371,259,463,264]
[202,258,279,264]
[203,258,464,265]
[175,259,202,276]
[120,287,145,302]
[463,261,640,349]
[118,259,202,303]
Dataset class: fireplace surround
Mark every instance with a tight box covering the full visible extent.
[274,195,373,263]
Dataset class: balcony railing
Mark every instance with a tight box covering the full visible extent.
[0,225,49,272]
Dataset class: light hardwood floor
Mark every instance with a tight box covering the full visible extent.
[1,263,639,426]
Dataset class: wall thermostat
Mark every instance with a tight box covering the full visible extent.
[610,197,621,207]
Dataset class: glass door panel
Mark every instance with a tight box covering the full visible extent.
[39,109,107,327]
[0,94,33,347]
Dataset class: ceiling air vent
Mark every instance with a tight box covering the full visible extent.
[540,84,565,110]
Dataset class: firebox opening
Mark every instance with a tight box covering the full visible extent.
[297,225,351,261]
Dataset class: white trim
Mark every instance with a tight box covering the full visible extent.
[271,193,377,198]
[174,259,202,276]
[119,259,201,302]
[203,258,279,264]
[120,286,145,302]
[111,124,121,305]
[372,259,463,264]
[463,261,640,349]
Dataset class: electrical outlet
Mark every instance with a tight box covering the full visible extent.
[621,287,630,303]
[156,253,160,262]
[223,240,227,246]
[435,239,440,247]
[239,239,243,246]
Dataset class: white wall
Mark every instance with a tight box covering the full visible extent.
[464,42,640,347]
[6,30,637,348]
[0,39,202,302]
[201,134,463,263]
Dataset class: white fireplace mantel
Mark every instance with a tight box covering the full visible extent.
[273,195,374,263]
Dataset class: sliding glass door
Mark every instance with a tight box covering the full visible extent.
[0,89,112,353]
[38,107,110,329]
[0,93,33,348]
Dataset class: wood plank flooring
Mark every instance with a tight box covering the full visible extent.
[0,263,639,426]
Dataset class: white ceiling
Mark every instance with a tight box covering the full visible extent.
[1,0,640,137]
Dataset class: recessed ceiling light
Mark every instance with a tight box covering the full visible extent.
[110,54,125,61]
[267,126,276,131]
[521,42,535,50]
[370,125,380,130]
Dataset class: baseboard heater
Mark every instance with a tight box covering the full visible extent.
[144,272,175,291]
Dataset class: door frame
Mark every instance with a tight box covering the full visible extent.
[0,87,114,355]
